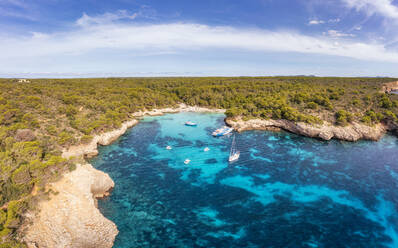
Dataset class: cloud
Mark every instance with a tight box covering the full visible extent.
[328,18,341,23]
[0,0,28,8]
[325,29,355,38]
[1,12,398,66]
[342,0,398,20]
[0,0,36,20]
[76,10,138,26]
[309,19,325,25]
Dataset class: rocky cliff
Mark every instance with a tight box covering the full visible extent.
[226,117,387,141]
[22,163,117,248]
[22,119,141,248]
[62,119,139,159]
[380,81,398,93]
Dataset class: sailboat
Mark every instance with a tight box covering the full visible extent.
[229,135,240,162]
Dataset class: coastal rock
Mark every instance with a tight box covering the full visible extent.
[62,119,138,159]
[22,163,118,248]
[226,118,387,142]
[15,129,35,142]
[380,81,398,93]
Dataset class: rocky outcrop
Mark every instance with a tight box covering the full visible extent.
[226,118,387,141]
[380,81,398,93]
[22,163,118,248]
[62,119,138,159]
[15,129,35,142]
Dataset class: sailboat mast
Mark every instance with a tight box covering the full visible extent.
[230,134,235,156]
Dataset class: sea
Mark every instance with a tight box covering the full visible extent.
[90,112,398,248]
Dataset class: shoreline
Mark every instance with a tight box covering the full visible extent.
[22,104,225,248]
[22,104,395,247]
[225,117,391,142]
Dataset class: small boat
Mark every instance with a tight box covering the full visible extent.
[185,121,197,126]
[228,135,240,162]
[166,146,172,150]
[212,126,233,137]
[204,147,210,152]
[184,159,191,165]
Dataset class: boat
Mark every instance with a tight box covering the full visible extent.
[166,146,172,150]
[185,121,197,126]
[228,135,240,162]
[204,147,210,152]
[184,159,191,165]
[212,126,233,137]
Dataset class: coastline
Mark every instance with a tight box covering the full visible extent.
[22,104,225,248]
[225,117,389,142]
[22,104,395,247]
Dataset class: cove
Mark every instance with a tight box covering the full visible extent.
[90,112,398,248]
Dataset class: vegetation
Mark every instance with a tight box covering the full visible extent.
[1,76,398,245]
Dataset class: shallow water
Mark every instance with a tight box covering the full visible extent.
[90,112,398,248]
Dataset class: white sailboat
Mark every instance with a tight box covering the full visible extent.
[229,135,240,162]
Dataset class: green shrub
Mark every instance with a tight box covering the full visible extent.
[80,135,93,144]
[335,110,353,126]
[58,131,75,146]
[306,102,318,110]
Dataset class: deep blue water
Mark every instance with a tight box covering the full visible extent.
[90,112,398,248]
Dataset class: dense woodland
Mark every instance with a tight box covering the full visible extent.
[1,76,398,247]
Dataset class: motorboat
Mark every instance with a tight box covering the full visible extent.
[212,126,233,137]
[185,121,197,126]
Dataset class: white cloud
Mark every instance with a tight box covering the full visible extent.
[342,0,398,20]
[328,18,341,23]
[0,0,29,8]
[1,13,398,67]
[76,10,138,27]
[326,29,355,38]
[309,19,325,25]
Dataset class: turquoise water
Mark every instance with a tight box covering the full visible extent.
[90,112,398,248]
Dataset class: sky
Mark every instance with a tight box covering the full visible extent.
[1,0,398,77]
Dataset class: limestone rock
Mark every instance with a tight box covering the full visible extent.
[380,81,398,93]
[226,117,387,142]
[62,119,138,159]
[22,164,118,248]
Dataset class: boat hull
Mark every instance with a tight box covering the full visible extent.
[212,128,233,137]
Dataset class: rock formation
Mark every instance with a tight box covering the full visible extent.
[226,118,387,141]
[22,163,118,248]
[380,81,398,93]
[62,119,138,159]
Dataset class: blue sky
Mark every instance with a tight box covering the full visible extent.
[1,0,398,77]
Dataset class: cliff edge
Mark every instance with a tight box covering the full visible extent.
[226,117,387,141]
[22,163,118,248]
